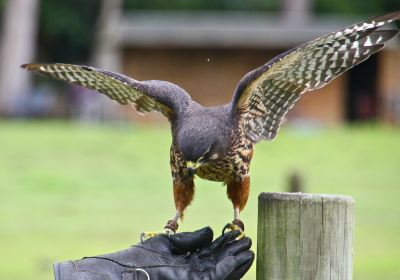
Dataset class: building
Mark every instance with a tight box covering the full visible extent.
[95,10,400,125]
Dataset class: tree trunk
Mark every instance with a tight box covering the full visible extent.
[0,0,39,116]
[78,0,124,121]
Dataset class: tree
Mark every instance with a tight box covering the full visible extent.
[78,0,124,121]
[0,0,39,116]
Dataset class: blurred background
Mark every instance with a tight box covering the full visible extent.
[0,0,399,279]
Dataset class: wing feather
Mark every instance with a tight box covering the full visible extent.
[231,12,400,143]
[22,63,192,119]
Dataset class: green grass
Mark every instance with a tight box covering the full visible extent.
[0,121,399,279]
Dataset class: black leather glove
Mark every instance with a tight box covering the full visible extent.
[54,227,254,280]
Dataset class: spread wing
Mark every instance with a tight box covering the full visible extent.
[231,11,400,143]
[22,63,192,119]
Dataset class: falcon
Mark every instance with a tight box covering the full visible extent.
[22,12,399,236]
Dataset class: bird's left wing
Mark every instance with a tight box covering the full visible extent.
[230,11,400,143]
[22,63,192,119]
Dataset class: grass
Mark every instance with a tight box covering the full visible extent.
[0,120,399,279]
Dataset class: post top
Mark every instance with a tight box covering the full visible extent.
[258,192,355,204]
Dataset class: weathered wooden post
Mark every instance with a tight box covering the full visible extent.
[257,192,354,280]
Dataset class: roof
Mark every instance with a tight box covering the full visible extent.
[114,11,400,49]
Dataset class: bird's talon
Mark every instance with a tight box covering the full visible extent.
[140,232,145,243]
[140,232,156,243]
[164,220,179,233]
[222,220,245,239]
[222,223,232,235]
[140,229,175,242]
[165,228,175,236]
[235,231,246,241]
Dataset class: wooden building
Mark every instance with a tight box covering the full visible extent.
[96,11,400,125]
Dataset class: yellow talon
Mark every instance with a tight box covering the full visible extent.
[235,230,246,240]
[223,222,245,240]
[140,229,175,242]
[229,224,245,240]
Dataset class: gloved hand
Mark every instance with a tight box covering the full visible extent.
[54,227,254,280]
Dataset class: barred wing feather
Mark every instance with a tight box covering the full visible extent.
[232,11,400,143]
[21,63,191,119]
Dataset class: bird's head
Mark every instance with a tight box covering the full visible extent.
[184,143,219,177]
[177,126,223,177]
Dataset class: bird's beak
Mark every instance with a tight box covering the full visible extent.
[186,161,200,177]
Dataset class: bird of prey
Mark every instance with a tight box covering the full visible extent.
[22,12,399,236]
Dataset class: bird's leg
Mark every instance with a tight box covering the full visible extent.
[233,207,245,231]
[140,211,181,241]
[165,178,194,231]
[164,211,181,235]
[223,207,245,240]
[141,178,194,241]
[224,177,250,239]
[223,207,245,232]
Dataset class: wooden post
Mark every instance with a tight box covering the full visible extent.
[257,192,354,280]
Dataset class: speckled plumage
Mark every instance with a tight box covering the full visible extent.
[22,12,400,231]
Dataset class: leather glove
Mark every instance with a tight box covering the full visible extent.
[54,227,254,280]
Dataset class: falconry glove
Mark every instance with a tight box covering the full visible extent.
[53,227,254,280]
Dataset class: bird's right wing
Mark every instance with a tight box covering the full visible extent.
[230,11,400,142]
[22,63,192,119]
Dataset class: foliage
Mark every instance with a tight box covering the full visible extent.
[124,0,280,11]
[37,0,100,63]
[123,0,400,13]
[10,0,395,64]
[315,0,400,15]
[0,0,6,29]
[0,121,399,279]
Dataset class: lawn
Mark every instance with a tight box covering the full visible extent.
[0,121,399,279]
